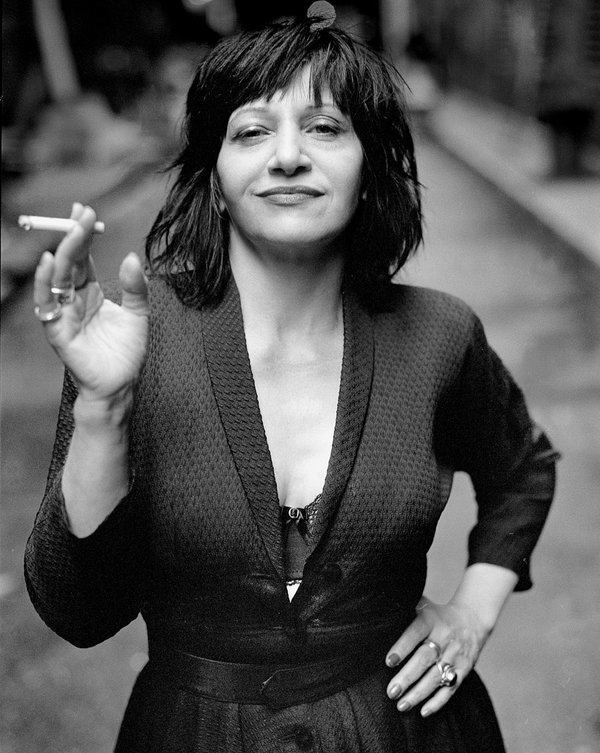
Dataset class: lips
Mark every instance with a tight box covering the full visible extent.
[256,185,324,197]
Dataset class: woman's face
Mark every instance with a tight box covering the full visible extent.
[216,67,364,260]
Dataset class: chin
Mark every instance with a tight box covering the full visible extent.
[257,230,344,258]
[258,219,349,246]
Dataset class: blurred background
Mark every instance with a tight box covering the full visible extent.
[2,1,599,752]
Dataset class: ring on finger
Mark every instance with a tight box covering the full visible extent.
[421,640,442,661]
[436,661,458,688]
[34,302,63,323]
[50,284,76,305]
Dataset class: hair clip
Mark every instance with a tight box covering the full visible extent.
[307,1,336,31]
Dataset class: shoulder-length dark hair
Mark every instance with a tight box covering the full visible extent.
[146,14,422,309]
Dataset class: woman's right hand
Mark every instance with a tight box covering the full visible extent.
[33,203,149,400]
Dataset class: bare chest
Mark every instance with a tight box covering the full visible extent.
[251,358,342,509]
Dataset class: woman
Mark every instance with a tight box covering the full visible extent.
[26,8,558,752]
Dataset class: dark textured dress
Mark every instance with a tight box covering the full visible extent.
[25,277,557,752]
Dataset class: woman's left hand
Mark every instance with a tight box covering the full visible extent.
[384,597,492,717]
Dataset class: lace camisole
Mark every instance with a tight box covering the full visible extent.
[280,494,321,600]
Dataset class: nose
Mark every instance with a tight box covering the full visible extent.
[267,126,311,176]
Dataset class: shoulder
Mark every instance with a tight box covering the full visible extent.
[147,274,186,310]
[373,283,478,348]
[366,284,483,386]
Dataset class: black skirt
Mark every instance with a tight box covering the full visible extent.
[115,661,505,753]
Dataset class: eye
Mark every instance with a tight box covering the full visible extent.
[233,126,269,142]
[308,118,344,137]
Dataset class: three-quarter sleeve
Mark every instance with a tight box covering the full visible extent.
[438,313,559,590]
[24,369,146,647]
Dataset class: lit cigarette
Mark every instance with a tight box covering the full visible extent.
[18,215,106,234]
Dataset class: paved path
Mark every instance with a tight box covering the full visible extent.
[1,138,599,753]
[427,90,600,271]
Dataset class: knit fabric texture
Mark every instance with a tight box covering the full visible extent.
[24,277,557,753]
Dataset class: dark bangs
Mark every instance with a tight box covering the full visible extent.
[146,17,422,309]
[193,24,392,113]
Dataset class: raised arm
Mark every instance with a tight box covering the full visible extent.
[25,203,150,646]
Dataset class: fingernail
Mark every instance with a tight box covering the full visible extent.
[386,653,400,667]
[387,683,402,699]
[397,700,411,712]
[421,707,433,717]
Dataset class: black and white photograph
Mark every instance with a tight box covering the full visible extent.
[2,2,599,752]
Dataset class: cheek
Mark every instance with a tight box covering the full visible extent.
[216,148,254,203]
[343,145,364,187]
[333,154,364,206]
[215,153,236,203]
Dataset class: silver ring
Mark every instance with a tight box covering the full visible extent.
[34,302,63,323]
[50,284,76,305]
[436,661,458,688]
[421,640,442,661]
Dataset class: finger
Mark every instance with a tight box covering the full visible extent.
[119,253,149,317]
[394,664,451,714]
[69,203,97,289]
[34,251,57,311]
[34,252,64,329]
[398,643,465,716]
[73,250,98,290]
[386,614,429,668]
[420,683,459,718]
[420,660,465,717]
[69,201,85,221]
[386,640,442,699]
[52,205,97,287]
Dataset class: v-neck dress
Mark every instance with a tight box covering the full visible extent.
[25,276,558,753]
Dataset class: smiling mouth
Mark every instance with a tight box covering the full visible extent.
[256,186,324,198]
[256,186,324,206]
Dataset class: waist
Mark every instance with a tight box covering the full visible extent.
[144,610,415,664]
[147,642,385,710]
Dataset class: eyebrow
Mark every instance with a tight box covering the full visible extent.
[231,102,341,118]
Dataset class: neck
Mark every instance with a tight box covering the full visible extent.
[229,235,344,347]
